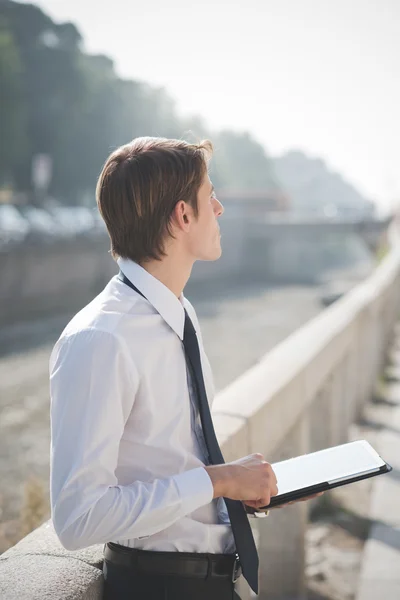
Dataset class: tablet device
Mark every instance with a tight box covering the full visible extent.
[259,439,392,509]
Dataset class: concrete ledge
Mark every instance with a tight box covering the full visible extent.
[0,521,104,600]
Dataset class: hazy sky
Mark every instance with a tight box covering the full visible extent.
[27,0,400,210]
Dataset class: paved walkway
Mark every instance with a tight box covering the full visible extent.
[356,322,400,599]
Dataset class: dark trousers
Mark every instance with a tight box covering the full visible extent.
[102,558,242,600]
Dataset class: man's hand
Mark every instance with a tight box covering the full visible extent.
[205,453,278,508]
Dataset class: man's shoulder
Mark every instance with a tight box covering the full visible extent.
[56,276,141,343]
[50,294,134,372]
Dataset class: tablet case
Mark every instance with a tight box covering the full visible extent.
[260,461,392,509]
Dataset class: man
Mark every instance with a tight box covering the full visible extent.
[50,137,317,600]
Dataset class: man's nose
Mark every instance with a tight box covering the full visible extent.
[215,199,224,217]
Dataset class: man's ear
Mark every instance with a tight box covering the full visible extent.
[173,200,191,230]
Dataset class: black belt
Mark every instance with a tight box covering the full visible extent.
[104,542,242,582]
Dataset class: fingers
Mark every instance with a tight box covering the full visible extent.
[258,494,271,508]
[247,496,272,509]
[244,500,261,509]
[263,462,278,496]
[266,463,278,488]
[253,462,278,506]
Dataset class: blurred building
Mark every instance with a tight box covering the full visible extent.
[273,150,376,219]
[217,188,291,217]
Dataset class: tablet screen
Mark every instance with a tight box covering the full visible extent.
[271,440,385,496]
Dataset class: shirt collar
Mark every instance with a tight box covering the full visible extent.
[117,257,186,340]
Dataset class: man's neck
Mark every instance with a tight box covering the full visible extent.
[140,251,194,299]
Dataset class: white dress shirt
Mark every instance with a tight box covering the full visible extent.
[49,257,234,554]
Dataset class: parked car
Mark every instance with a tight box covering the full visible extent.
[16,205,61,241]
[0,204,30,248]
[47,205,95,237]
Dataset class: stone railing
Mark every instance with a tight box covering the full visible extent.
[1,233,400,599]
[216,227,400,599]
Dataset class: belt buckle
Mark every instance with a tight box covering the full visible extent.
[232,554,241,583]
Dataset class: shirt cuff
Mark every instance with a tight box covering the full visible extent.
[173,467,214,515]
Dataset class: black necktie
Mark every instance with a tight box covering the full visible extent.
[183,310,259,594]
[118,271,259,594]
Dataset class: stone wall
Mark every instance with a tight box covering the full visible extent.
[0,215,389,327]
[0,213,245,327]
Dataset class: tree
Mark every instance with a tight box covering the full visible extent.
[0,0,283,204]
[212,130,280,190]
[0,14,28,187]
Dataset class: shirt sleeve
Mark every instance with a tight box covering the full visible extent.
[49,329,214,551]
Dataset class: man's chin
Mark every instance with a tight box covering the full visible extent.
[211,251,222,262]
[197,247,222,262]
[210,243,222,261]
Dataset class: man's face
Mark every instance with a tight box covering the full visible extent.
[187,172,224,262]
